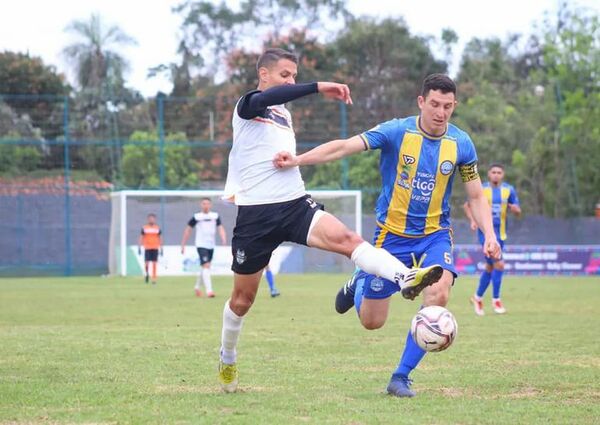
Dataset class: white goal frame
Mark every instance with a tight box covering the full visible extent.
[110,189,362,276]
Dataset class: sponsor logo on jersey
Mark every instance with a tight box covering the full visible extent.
[403,155,416,165]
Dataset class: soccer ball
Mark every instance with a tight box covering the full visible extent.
[410,306,457,352]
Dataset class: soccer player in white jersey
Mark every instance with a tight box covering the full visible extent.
[180,198,227,298]
[218,47,444,393]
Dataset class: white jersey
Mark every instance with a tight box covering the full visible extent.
[223,99,306,205]
[188,211,221,249]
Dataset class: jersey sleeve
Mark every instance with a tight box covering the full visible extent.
[508,186,520,206]
[188,216,197,227]
[360,119,398,151]
[457,133,480,182]
[237,83,318,120]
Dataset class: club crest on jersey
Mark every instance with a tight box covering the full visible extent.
[235,249,246,265]
[440,160,454,175]
[403,155,416,165]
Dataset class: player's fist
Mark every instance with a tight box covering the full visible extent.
[317,82,353,105]
[273,151,298,169]
[483,237,501,260]
[469,220,478,231]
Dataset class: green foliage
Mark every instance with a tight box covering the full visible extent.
[120,130,198,189]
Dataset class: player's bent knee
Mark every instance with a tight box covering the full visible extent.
[230,291,256,316]
[360,315,386,330]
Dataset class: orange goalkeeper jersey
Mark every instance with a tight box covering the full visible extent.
[141,224,162,249]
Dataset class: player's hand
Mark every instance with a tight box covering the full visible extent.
[317,82,353,105]
[273,151,298,169]
[483,236,501,260]
[469,220,478,231]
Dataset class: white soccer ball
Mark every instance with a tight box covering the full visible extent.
[410,306,458,352]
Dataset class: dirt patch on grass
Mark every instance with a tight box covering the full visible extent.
[506,386,542,399]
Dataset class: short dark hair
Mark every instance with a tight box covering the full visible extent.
[147,213,156,218]
[257,48,298,72]
[201,197,211,202]
[421,73,456,97]
[489,163,505,171]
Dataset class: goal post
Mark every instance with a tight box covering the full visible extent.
[109,189,362,276]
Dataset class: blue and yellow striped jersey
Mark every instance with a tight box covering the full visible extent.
[478,181,519,241]
[361,116,479,237]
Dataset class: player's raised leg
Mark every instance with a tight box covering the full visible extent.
[308,212,442,300]
[219,270,262,393]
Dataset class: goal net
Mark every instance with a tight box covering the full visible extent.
[109,190,362,276]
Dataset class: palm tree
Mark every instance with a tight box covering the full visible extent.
[62,14,137,91]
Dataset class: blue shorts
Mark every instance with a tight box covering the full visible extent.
[361,228,456,300]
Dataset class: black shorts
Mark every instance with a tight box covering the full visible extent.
[144,249,159,262]
[231,194,324,274]
[197,247,214,265]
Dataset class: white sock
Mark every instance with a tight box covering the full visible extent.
[220,300,243,364]
[202,268,213,293]
[195,272,202,290]
[351,241,411,288]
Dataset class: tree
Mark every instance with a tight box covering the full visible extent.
[62,14,137,93]
[121,131,198,189]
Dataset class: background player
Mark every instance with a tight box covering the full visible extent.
[180,198,227,298]
[264,264,280,298]
[219,48,443,394]
[275,73,499,397]
[464,163,521,315]
[138,213,162,285]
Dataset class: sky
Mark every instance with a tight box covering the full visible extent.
[0,0,598,97]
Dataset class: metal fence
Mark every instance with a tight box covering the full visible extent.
[1,93,599,276]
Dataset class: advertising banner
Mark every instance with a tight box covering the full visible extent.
[130,245,293,276]
[454,245,600,276]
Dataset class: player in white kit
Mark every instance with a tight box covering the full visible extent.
[180,198,227,297]
[218,48,444,393]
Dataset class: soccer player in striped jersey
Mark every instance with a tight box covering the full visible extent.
[464,163,521,315]
[275,74,500,397]
[218,48,443,393]
[138,213,162,285]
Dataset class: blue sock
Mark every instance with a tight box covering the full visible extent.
[393,330,427,378]
[476,270,492,298]
[491,269,504,299]
[353,276,365,315]
[266,269,276,292]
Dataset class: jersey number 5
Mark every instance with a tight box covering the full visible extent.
[444,252,453,265]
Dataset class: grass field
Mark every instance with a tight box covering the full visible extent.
[1,274,599,424]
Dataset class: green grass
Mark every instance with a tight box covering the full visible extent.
[1,275,599,424]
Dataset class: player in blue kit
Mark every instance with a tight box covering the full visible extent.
[274,74,500,397]
[464,163,520,315]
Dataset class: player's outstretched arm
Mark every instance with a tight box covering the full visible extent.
[465,179,500,259]
[273,135,366,169]
[239,82,351,119]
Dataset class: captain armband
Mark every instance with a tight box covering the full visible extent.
[459,162,479,182]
